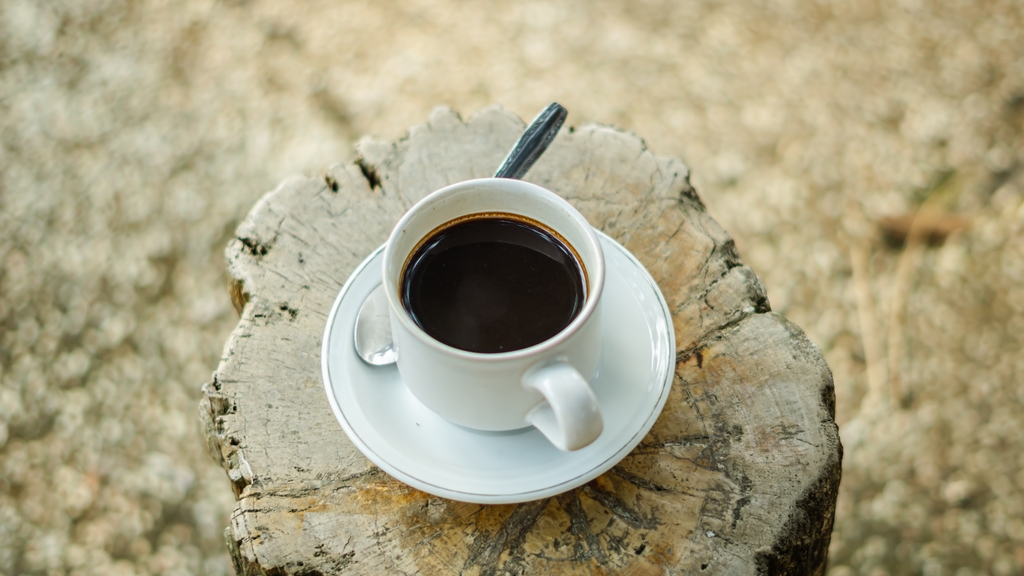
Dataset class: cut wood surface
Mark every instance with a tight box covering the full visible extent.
[200,106,842,575]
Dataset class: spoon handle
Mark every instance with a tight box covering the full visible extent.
[494,102,568,180]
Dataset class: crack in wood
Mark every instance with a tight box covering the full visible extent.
[676,310,760,365]
[277,303,298,321]
[324,174,339,192]
[239,235,272,258]
[610,468,700,498]
[581,485,659,530]
[462,499,549,575]
[561,491,609,565]
[355,156,381,190]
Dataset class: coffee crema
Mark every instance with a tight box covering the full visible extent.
[401,214,586,354]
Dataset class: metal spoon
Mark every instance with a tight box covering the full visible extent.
[354,102,569,365]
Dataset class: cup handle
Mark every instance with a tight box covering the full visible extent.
[522,362,603,451]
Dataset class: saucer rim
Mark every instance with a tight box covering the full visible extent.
[321,231,675,504]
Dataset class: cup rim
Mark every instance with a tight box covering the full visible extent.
[382,177,606,362]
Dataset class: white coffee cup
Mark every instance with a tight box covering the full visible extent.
[381,178,605,451]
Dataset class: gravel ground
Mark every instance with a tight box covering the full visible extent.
[1,0,1023,574]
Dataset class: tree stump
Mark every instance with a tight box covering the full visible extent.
[200,106,842,575]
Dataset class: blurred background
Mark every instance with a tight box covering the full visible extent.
[1,0,1022,574]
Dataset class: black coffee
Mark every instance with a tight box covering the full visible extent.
[401,214,586,353]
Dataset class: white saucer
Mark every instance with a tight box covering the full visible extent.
[321,231,675,504]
